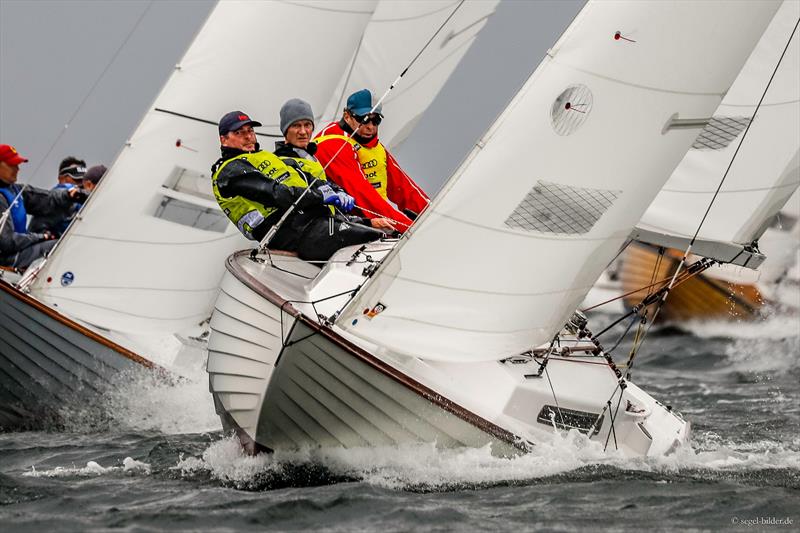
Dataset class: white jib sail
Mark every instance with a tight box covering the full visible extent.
[635,0,800,260]
[337,0,781,362]
[320,0,499,149]
[30,0,377,334]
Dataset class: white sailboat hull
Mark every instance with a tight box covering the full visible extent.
[0,279,158,428]
[208,249,689,458]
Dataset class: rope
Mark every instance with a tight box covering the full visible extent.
[27,2,155,183]
[258,0,465,251]
[689,17,799,247]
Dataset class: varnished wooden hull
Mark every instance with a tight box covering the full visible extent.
[619,243,763,322]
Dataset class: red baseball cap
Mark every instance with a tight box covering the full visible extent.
[0,144,29,166]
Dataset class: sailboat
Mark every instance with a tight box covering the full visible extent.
[619,0,800,321]
[206,1,782,456]
[0,0,497,428]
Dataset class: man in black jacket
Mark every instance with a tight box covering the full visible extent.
[211,111,383,262]
[0,145,86,270]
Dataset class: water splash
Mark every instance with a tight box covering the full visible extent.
[22,457,151,478]
[172,428,800,492]
[57,359,220,435]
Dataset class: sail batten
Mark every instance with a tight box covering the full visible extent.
[338,0,781,362]
[30,0,380,334]
[635,1,800,263]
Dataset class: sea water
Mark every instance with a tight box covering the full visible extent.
[1,311,798,531]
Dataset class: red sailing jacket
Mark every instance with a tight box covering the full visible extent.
[314,121,429,229]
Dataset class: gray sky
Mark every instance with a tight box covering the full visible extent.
[1,0,583,191]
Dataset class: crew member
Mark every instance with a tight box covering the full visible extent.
[212,110,383,262]
[273,98,395,232]
[314,89,429,231]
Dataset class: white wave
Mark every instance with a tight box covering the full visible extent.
[175,429,799,490]
[22,457,151,478]
[682,304,800,341]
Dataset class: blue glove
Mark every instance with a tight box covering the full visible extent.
[318,184,338,205]
[336,192,355,212]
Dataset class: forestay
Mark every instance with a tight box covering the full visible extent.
[29,0,377,333]
[634,0,800,266]
[338,1,780,362]
[320,0,499,149]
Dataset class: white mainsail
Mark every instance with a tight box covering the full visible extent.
[29,0,378,334]
[633,1,800,265]
[320,0,499,148]
[337,0,781,362]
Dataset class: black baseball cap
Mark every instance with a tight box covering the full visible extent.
[218,111,262,135]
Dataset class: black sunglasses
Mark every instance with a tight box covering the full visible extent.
[352,112,383,126]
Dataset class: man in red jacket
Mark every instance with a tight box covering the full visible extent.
[314,89,429,231]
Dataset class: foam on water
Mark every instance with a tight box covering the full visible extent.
[22,457,151,478]
[171,427,799,492]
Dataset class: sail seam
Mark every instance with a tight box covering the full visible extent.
[433,211,624,241]
[661,180,800,194]
[555,62,726,97]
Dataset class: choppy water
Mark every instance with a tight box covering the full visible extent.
[1,311,798,532]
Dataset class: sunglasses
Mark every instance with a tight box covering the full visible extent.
[352,113,383,126]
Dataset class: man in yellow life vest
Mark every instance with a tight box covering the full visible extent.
[273,98,396,232]
[314,89,429,231]
[211,110,384,262]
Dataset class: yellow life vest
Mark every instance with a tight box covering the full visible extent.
[212,151,309,240]
[315,134,388,199]
[277,155,335,216]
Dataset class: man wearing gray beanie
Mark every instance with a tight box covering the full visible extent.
[279,98,314,136]
[274,98,396,232]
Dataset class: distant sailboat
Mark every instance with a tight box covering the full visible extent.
[206,1,780,456]
[0,0,496,427]
[620,0,800,321]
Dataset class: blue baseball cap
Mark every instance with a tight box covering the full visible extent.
[218,111,262,135]
[346,89,383,116]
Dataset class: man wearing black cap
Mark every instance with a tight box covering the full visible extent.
[315,88,429,232]
[28,156,88,236]
[212,110,383,262]
[0,145,86,269]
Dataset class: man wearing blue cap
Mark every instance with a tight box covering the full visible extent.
[29,156,87,237]
[211,110,383,262]
[314,89,429,231]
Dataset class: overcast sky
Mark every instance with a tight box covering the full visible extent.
[1,0,583,191]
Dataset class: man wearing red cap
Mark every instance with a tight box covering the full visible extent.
[0,144,86,270]
[314,89,429,232]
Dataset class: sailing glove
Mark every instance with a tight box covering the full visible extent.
[318,184,338,205]
[318,185,355,212]
[336,192,355,212]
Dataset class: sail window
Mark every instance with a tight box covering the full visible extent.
[536,405,603,434]
[154,166,228,232]
[691,116,751,150]
[504,180,620,235]
[551,84,593,136]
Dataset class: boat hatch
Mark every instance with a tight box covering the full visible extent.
[536,405,603,435]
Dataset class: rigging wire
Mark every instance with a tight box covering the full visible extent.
[3,0,155,234]
[602,18,799,369]
[29,1,156,184]
[257,0,466,251]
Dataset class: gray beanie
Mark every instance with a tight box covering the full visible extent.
[279,98,314,135]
